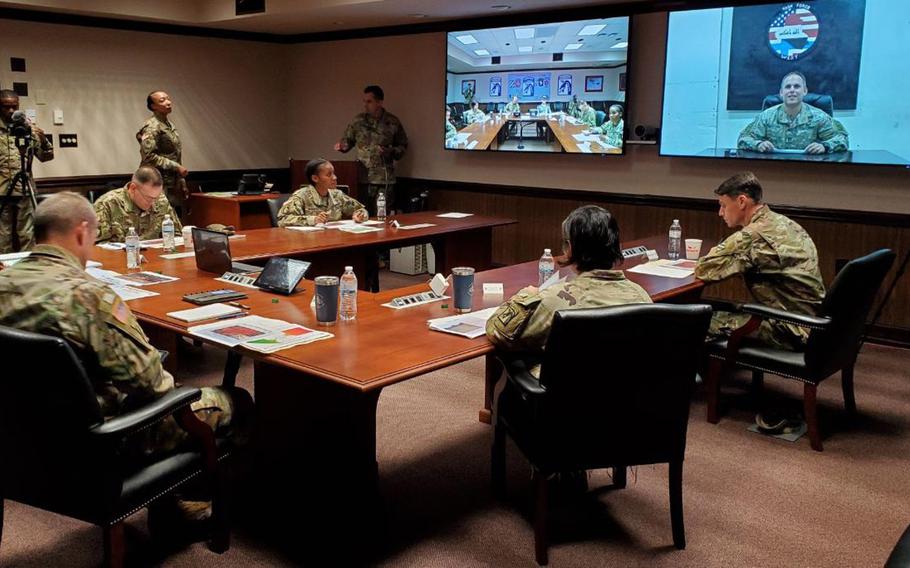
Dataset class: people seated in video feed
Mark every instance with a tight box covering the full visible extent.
[445,107,457,142]
[576,100,597,128]
[504,96,521,115]
[463,101,487,124]
[588,103,624,148]
[737,71,848,155]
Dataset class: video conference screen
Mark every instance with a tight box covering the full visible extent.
[445,16,630,155]
[661,1,910,167]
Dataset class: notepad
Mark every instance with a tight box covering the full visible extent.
[437,212,473,219]
[166,303,241,322]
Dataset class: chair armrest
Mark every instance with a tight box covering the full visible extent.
[500,356,547,396]
[89,386,201,441]
[742,304,831,331]
[704,298,744,313]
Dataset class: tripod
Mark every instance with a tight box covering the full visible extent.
[0,132,39,252]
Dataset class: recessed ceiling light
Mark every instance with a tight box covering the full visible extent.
[565,43,582,50]
[514,28,535,39]
[456,34,478,45]
[578,24,606,36]
[612,41,628,49]
[474,49,491,56]
[518,46,532,53]
[491,4,511,10]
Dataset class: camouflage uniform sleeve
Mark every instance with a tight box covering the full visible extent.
[581,108,597,127]
[737,116,766,151]
[277,190,315,227]
[446,121,457,140]
[817,114,848,152]
[390,119,408,160]
[486,288,547,352]
[340,193,368,219]
[94,198,118,243]
[31,133,54,163]
[139,124,180,172]
[74,283,174,403]
[339,120,357,154]
[695,230,755,282]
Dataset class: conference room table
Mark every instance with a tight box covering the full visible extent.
[456,112,622,154]
[90,233,705,501]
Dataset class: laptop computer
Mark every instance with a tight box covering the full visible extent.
[192,227,261,274]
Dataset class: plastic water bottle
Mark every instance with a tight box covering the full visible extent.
[376,192,387,222]
[538,248,555,286]
[340,266,358,321]
[161,214,176,253]
[126,227,140,270]
[668,219,682,260]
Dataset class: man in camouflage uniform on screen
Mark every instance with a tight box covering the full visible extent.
[487,205,653,379]
[737,71,848,155]
[334,85,408,215]
[138,90,188,215]
[94,166,181,242]
[0,89,54,254]
[0,192,250,460]
[695,172,826,350]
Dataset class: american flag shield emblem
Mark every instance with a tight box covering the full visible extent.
[768,3,820,61]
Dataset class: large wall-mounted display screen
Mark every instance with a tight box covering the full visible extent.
[445,17,630,155]
[661,1,910,167]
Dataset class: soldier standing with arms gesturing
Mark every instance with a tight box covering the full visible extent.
[137,90,188,218]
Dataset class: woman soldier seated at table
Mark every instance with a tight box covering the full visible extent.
[278,158,369,227]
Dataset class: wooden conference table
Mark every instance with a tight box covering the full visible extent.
[91,233,704,495]
[456,113,622,154]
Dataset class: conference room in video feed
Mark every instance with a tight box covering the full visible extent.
[661,0,910,166]
[445,16,629,155]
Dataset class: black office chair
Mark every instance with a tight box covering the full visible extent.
[0,326,232,568]
[492,304,712,565]
[595,110,607,127]
[267,193,292,227]
[704,249,896,451]
[762,93,834,116]
[404,190,430,214]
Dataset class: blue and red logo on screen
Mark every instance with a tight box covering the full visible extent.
[768,3,820,61]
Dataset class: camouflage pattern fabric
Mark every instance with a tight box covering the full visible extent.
[567,100,580,118]
[577,106,597,128]
[592,118,624,148]
[486,269,653,378]
[137,115,187,208]
[737,104,848,153]
[445,120,457,140]
[463,109,486,123]
[695,206,826,350]
[338,109,408,185]
[503,102,521,114]
[536,103,551,115]
[94,185,182,243]
[0,121,54,253]
[277,184,368,227]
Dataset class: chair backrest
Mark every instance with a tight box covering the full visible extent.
[762,93,834,116]
[0,325,116,516]
[267,193,292,227]
[595,110,607,127]
[537,304,712,467]
[805,249,896,376]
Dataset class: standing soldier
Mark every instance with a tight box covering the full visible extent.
[334,85,408,215]
[0,89,54,253]
[137,90,188,217]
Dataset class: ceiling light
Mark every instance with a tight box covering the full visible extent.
[514,28,535,39]
[456,34,478,45]
[518,46,532,53]
[612,41,628,49]
[490,4,511,10]
[578,24,606,36]
[474,49,490,56]
[565,43,582,50]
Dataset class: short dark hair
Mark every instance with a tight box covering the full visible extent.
[0,89,18,100]
[715,172,763,202]
[34,192,95,242]
[781,71,807,89]
[305,158,329,186]
[146,90,163,111]
[561,205,623,272]
[363,85,384,101]
[132,165,163,186]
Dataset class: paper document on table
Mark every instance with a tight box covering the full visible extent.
[539,270,567,291]
[160,251,196,259]
[455,133,472,143]
[575,142,592,153]
[466,140,479,150]
[141,237,185,249]
[627,259,697,279]
[112,271,180,287]
[86,267,123,285]
[360,220,385,226]
[398,223,436,230]
[110,285,159,301]
[427,307,499,339]
[337,224,382,234]
[167,303,241,323]
[572,133,600,142]
[205,191,237,197]
[286,225,325,232]
[188,315,332,351]
[437,212,473,218]
[97,242,125,250]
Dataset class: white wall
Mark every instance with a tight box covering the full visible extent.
[0,19,289,178]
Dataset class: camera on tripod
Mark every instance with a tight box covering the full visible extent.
[9,111,32,141]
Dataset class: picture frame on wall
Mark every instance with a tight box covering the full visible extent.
[462,79,476,97]
[585,75,603,92]
[619,72,626,92]
[489,76,502,97]
[557,74,573,96]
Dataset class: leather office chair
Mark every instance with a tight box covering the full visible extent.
[267,193,292,227]
[405,190,430,213]
[886,523,910,568]
[492,304,712,565]
[595,110,607,127]
[762,93,834,116]
[551,102,566,112]
[704,249,895,451]
[0,326,231,568]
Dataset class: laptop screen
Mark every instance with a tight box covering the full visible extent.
[192,228,232,274]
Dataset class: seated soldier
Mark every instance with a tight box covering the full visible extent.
[278,159,369,227]
[486,205,652,379]
[94,165,182,243]
[0,192,252,522]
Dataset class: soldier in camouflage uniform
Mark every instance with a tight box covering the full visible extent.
[278,159,368,227]
[0,89,54,254]
[334,85,408,215]
[0,192,251,460]
[445,109,457,142]
[589,104,624,148]
[695,172,826,350]
[137,91,189,216]
[94,166,182,243]
[503,96,521,115]
[576,100,597,128]
[567,95,580,119]
[487,205,652,379]
[463,101,487,124]
[737,71,847,154]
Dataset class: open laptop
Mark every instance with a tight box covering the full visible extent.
[192,227,261,274]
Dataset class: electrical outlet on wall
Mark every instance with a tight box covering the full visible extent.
[59,134,78,148]
[53,109,63,125]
